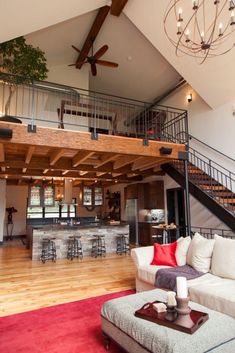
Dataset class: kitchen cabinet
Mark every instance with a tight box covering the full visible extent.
[125,184,138,199]
[82,186,103,207]
[138,222,163,246]
[144,181,164,209]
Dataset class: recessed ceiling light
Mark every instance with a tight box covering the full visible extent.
[127,55,132,61]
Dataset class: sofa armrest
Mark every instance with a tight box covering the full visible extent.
[131,246,154,268]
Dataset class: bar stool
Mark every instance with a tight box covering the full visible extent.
[91,235,106,257]
[67,236,83,260]
[40,237,57,263]
[116,233,130,255]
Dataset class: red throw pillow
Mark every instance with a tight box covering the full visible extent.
[151,242,177,267]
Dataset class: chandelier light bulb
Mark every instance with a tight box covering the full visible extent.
[219,23,223,36]
[185,29,190,42]
[231,10,235,24]
[178,8,183,21]
[164,0,235,63]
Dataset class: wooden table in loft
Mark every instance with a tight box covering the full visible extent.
[152,225,177,244]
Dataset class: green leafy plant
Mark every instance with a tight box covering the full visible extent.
[0,36,48,115]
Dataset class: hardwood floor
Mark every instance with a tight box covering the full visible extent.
[0,239,135,317]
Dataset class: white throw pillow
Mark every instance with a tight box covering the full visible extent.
[175,236,191,266]
[186,232,215,273]
[211,234,235,280]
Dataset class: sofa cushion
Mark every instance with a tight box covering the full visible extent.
[211,235,235,280]
[186,232,215,273]
[151,241,177,266]
[189,273,235,318]
[138,264,171,285]
[175,236,191,266]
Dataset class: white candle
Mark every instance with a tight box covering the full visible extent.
[176,276,188,298]
[167,291,177,306]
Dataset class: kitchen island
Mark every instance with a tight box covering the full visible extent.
[29,223,129,260]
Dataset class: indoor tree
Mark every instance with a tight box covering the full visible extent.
[0,36,48,116]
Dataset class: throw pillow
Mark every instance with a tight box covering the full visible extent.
[175,236,191,266]
[211,234,235,280]
[151,241,177,267]
[186,232,215,273]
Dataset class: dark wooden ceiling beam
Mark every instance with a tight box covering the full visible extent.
[111,0,128,16]
[75,6,110,69]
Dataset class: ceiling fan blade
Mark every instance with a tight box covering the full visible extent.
[96,60,119,68]
[91,63,97,76]
[72,45,81,53]
[94,45,109,59]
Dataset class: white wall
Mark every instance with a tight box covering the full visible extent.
[0,180,6,242]
[47,64,90,91]
[161,84,235,167]
[5,185,28,237]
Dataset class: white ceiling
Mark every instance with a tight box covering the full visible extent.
[2,1,235,108]
[25,9,181,102]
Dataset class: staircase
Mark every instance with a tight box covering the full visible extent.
[162,137,235,231]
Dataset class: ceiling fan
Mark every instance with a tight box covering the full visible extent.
[69,43,119,76]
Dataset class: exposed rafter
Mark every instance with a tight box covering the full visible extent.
[25,146,35,165]
[111,0,128,16]
[113,155,141,170]
[72,151,95,167]
[75,6,110,69]
[50,149,65,166]
[94,153,118,168]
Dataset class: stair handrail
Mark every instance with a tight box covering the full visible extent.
[189,146,235,182]
[189,134,235,163]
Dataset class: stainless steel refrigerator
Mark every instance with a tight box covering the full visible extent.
[126,199,138,245]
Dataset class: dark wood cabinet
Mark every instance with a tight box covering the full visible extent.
[138,223,155,246]
[144,181,164,209]
[125,184,138,199]
[138,222,164,246]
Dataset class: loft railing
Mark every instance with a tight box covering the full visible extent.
[0,73,188,144]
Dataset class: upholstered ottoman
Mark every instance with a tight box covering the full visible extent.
[101,289,235,353]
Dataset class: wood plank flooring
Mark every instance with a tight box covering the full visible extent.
[0,239,135,317]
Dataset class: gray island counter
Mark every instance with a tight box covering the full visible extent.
[29,223,129,260]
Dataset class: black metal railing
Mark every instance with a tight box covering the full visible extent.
[0,73,188,144]
[189,225,235,239]
[171,147,235,215]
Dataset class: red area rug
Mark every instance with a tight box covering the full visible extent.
[0,290,135,353]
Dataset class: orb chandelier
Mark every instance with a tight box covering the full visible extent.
[164,0,235,64]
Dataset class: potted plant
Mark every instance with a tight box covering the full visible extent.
[0,36,48,122]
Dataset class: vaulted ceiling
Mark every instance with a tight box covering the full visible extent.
[1,0,234,108]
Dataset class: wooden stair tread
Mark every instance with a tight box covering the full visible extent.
[201,185,226,191]
[216,198,235,204]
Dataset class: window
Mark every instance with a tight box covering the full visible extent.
[27,198,76,219]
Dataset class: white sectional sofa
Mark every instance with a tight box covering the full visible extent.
[131,233,235,318]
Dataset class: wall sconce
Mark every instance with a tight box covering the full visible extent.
[187,93,192,103]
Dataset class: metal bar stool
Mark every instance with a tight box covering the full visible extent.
[40,237,57,263]
[67,236,83,260]
[116,233,130,255]
[91,235,106,257]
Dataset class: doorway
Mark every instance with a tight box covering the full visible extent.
[167,188,186,237]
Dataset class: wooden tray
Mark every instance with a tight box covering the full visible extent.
[135,301,209,334]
